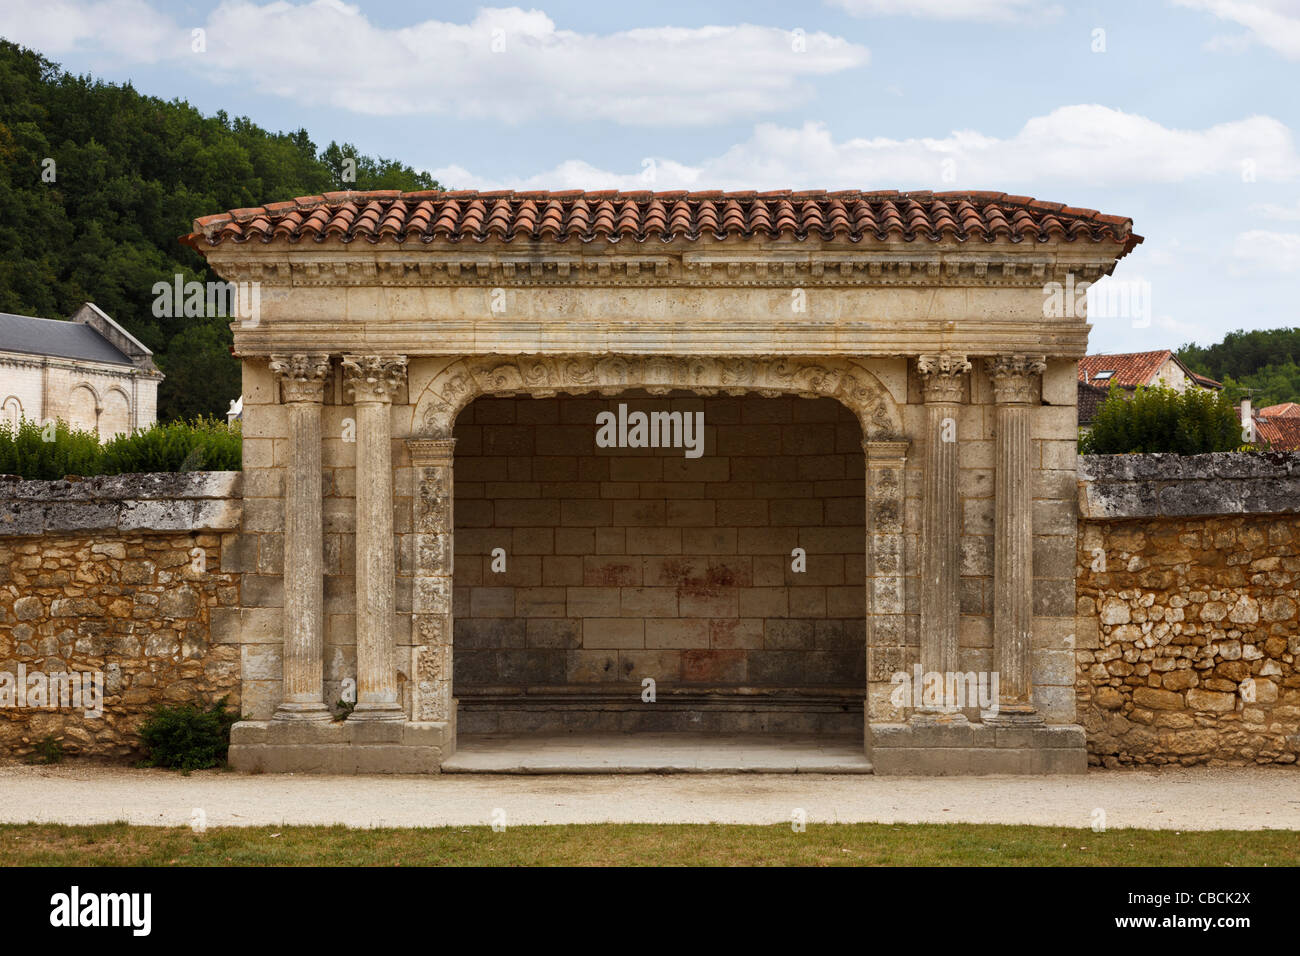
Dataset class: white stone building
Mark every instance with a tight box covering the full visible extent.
[0,303,163,438]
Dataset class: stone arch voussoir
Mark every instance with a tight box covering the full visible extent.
[413,354,903,440]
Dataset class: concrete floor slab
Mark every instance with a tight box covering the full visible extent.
[441,733,873,774]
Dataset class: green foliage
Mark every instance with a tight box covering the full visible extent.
[137,696,240,771]
[28,734,65,765]
[1178,328,1300,408]
[0,40,442,421]
[0,417,239,478]
[0,418,100,478]
[99,416,241,473]
[1079,384,1248,455]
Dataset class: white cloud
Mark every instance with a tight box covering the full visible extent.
[1232,229,1300,271]
[1249,200,1300,220]
[829,0,1061,21]
[431,105,1300,190]
[1173,0,1300,59]
[0,0,869,125]
[0,0,185,60]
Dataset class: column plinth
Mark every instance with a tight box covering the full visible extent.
[984,354,1046,725]
[270,353,332,721]
[344,354,407,722]
[914,353,970,722]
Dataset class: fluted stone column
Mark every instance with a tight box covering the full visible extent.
[985,354,1046,724]
[406,438,456,733]
[343,354,408,721]
[270,353,332,721]
[916,353,970,718]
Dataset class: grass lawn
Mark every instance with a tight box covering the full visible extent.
[1,822,1296,866]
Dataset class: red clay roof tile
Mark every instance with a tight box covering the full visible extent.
[183,189,1141,253]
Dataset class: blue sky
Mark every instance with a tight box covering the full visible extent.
[3,0,1299,353]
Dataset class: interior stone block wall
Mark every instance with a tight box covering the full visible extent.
[449,393,867,696]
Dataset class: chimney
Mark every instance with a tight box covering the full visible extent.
[1241,397,1254,442]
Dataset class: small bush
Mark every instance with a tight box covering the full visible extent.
[0,419,101,479]
[1080,384,1248,455]
[138,696,240,771]
[100,416,241,473]
[28,734,65,765]
[0,416,240,479]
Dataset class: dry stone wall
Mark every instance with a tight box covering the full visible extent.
[0,473,241,759]
[1077,453,1300,767]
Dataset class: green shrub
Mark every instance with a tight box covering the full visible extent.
[1080,384,1248,455]
[137,696,241,771]
[0,419,101,479]
[28,734,65,765]
[0,416,240,479]
[99,416,241,473]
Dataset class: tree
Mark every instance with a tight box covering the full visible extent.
[0,40,444,420]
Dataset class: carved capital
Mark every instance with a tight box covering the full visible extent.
[269,353,331,404]
[916,353,971,404]
[985,354,1046,405]
[342,354,407,403]
[406,437,457,467]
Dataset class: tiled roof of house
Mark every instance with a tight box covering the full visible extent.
[1078,380,1112,425]
[0,311,133,366]
[1260,402,1300,418]
[1256,416,1300,451]
[183,189,1141,251]
[1077,350,1216,389]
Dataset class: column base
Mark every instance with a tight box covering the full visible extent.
[980,708,1045,727]
[348,701,407,722]
[228,720,452,774]
[272,701,333,721]
[868,722,1086,775]
[909,709,969,726]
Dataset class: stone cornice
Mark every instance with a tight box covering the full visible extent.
[202,245,1121,291]
[0,351,163,381]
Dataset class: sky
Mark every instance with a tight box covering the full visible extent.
[2,0,1299,353]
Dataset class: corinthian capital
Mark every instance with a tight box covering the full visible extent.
[269,353,331,404]
[985,354,1047,405]
[916,353,971,404]
[342,354,408,403]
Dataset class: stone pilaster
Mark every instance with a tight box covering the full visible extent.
[406,438,456,731]
[915,352,970,717]
[985,354,1046,724]
[343,354,407,721]
[864,440,910,725]
[269,353,332,721]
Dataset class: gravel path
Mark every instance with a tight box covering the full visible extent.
[2,766,1299,830]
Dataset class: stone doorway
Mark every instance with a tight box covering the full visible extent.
[448,392,869,754]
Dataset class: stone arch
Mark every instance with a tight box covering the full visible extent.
[412,354,904,440]
[67,383,100,434]
[1,396,21,429]
[99,386,132,440]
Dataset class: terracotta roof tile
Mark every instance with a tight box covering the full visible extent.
[1259,402,1300,418]
[1255,416,1300,451]
[182,189,1141,253]
[1078,351,1174,389]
